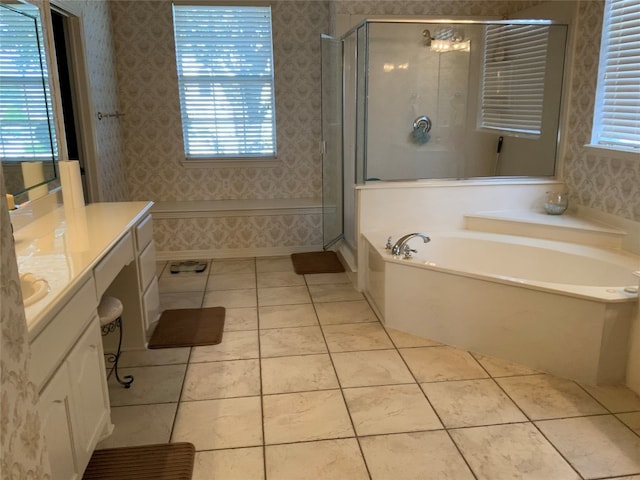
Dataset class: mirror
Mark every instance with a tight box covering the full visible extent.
[0,0,58,200]
[345,20,568,182]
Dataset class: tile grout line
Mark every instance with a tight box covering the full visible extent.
[254,257,269,480]
[305,274,374,480]
[385,327,480,480]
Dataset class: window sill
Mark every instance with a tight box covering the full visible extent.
[584,144,640,162]
[180,157,281,169]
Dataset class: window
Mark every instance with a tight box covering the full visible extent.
[591,0,640,152]
[480,24,550,137]
[0,4,57,161]
[172,4,276,160]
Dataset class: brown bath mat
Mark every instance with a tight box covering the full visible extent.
[148,307,225,349]
[291,251,345,275]
[83,442,195,480]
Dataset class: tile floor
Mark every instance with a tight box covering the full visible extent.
[98,256,640,480]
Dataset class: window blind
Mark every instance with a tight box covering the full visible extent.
[172,5,276,159]
[592,0,640,151]
[0,5,57,161]
[480,24,550,136]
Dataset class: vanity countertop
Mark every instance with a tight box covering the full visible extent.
[14,201,153,340]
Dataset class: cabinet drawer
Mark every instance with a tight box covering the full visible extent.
[143,277,161,335]
[139,241,156,290]
[31,278,97,391]
[135,215,153,251]
[94,232,134,298]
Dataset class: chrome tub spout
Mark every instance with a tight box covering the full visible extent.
[391,233,431,256]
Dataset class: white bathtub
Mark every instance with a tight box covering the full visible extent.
[363,230,639,385]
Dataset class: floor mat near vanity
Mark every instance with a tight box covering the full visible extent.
[148,307,225,349]
[291,251,345,274]
[83,442,195,480]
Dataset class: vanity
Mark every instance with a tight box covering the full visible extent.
[15,201,160,480]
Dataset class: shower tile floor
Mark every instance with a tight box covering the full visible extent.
[97,256,640,480]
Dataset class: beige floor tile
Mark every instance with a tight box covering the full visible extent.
[257,286,310,306]
[450,423,580,480]
[497,374,607,420]
[160,291,203,310]
[308,283,364,303]
[118,347,190,367]
[471,352,540,377]
[617,412,640,435]
[315,300,378,325]
[266,439,368,480]
[259,326,327,357]
[108,364,186,406]
[224,307,258,331]
[536,415,640,479]
[158,271,208,293]
[331,349,415,388]
[181,359,260,401]
[96,403,177,449]
[360,431,475,480]
[263,390,354,444]
[581,384,640,413]
[210,258,255,274]
[208,273,256,291]
[400,346,489,383]
[304,272,351,285]
[259,304,318,329]
[172,396,262,450]
[193,448,264,480]
[203,289,256,308]
[421,378,527,428]
[191,330,259,362]
[385,328,440,348]
[261,354,339,394]
[257,271,305,287]
[256,256,294,273]
[344,384,442,435]
[323,322,393,352]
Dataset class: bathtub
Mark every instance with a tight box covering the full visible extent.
[363,230,639,385]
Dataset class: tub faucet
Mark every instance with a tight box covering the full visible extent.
[391,233,431,256]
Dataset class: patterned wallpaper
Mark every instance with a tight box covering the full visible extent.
[0,170,51,479]
[74,0,129,202]
[562,0,640,221]
[109,0,327,202]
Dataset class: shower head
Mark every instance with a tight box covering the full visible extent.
[422,29,432,46]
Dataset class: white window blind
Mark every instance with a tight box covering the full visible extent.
[172,4,276,159]
[0,4,57,161]
[592,0,640,151]
[480,24,550,136]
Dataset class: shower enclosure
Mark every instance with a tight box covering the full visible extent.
[320,18,569,251]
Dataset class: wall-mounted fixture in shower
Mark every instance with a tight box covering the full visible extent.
[411,115,432,144]
[423,27,470,53]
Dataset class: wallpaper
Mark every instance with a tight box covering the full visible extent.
[0,169,51,479]
[110,0,327,202]
[75,0,129,202]
[562,0,640,221]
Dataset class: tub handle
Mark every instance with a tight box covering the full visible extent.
[385,237,393,250]
[403,245,418,259]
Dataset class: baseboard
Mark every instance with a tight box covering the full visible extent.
[156,244,324,261]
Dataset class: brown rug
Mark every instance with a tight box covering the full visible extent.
[148,307,225,349]
[83,443,195,480]
[291,251,345,275]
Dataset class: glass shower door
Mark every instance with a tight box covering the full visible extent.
[321,34,343,249]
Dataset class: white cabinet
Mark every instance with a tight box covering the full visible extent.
[67,319,111,471]
[39,363,80,480]
[34,278,112,480]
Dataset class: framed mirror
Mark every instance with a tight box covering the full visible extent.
[0,0,58,201]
